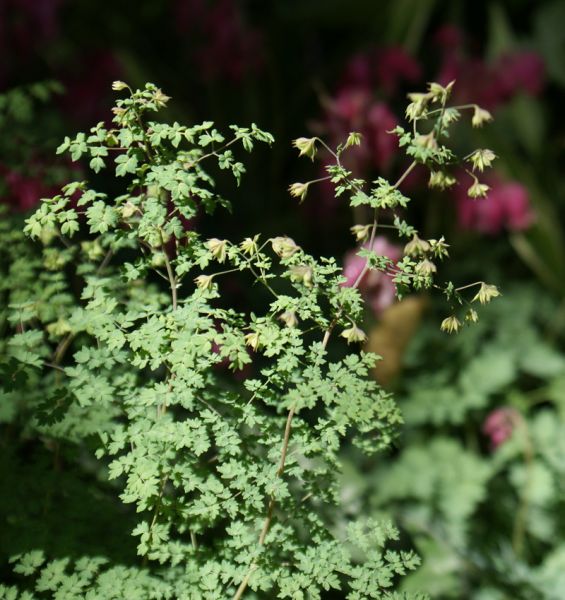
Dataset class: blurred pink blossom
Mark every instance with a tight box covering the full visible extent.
[434,24,463,51]
[366,103,399,171]
[483,407,520,449]
[339,53,373,90]
[434,25,545,109]
[0,0,62,48]
[174,0,263,82]
[374,47,421,95]
[0,164,57,212]
[339,47,421,95]
[493,51,545,99]
[455,175,535,235]
[318,88,398,174]
[0,0,63,84]
[342,236,402,315]
[60,52,123,124]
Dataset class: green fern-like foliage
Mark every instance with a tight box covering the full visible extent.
[1,82,497,598]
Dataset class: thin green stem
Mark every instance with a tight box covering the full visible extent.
[512,418,534,557]
[233,207,379,600]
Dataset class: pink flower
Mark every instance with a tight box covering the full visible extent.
[455,175,535,235]
[339,53,374,90]
[0,163,58,212]
[339,47,421,95]
[317,88,398,176]
[342,236,402,315]
[366,103,398,171]
[174,0,263,82]
[492,51,545,99]
[433,25,545,109]
[60,52,123,124]
[434,24,463,51]
[483,407,520,449]
[373,47,421,95]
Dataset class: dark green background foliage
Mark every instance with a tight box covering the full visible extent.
[2,1,565,598]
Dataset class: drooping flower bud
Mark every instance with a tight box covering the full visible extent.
[207,238,228,263]
[428,237,449,259]
[415,259,437,276]
[472,106,493,128]
[468,181,490,199]
[244,331,261,351]
[404,235,430,257]
[350,224,372,242]
[465,309,479,323]
[240,235,259,256]
[271,236,299,259]
[111,80,128,91]
[292,137,317,160]
[440,315,461,334]
[472,283,501,304]
[340,324,367,344]
[405,92,430,120]
[468,149,497,172]
[279,311,298,328]
[344,132,362,148]
[288,182,309,203]
[194,274,214,290]
[428,80,454,102]
[414,132,437,149]
[121,201,137,219]
[428,170,457,190]
[289,265,313,287]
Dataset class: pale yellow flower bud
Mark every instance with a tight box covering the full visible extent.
[472,283,501,305]
[292,137,317,160]
[279,311,298,328]
[340,324,367,344]
[239,235,259,256]
[468,149,497,172]
[468,181,490,199]
[428,171,457,190]
[415,259,437,276]
[345,132,362,148]
[194,274,214,290]
[472,106,493,127]
[271,236,299,259]
[121,201,137,219]
[244,331,261,351]
[465,309,479,323]
[111,80,128,91]
[288,182,309,203]
[289,265,313,287]
[440,316,461,334]
[207,238,228,263]
[404,235,430,257]
[350,224,372,242]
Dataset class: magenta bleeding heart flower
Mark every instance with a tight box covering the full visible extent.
[316,87,398,174]
[455,175,535,235]
[0,163,59,212]
[483,407,520,449]
[174,0,264,82]
[342,236,402,315]
[434,25,545,110]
